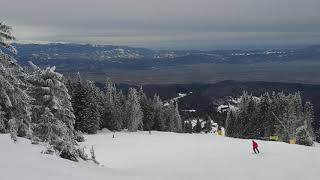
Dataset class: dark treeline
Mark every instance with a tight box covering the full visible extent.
[225,92,316,146]
[66,74,183,134]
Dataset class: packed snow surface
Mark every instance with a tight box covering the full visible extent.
[84,132,320,179]
[1,132,320,180]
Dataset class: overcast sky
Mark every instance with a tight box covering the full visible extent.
[1,0,320,49]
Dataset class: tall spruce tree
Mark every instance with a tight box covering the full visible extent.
[125,88,143,131]
[295,102,315,146]
[28,63,79,160]
[81,81,100,134]
[152,94,165,131]
[194,119,202,133]
[204,116,213,133]
[70,74,88,133]
[139,87,154,131]
[0,22,32,139]
[258,93,273,137]
[184,120,193,134]
[163,101,176,132]
[109,90,124,131]
[173,102,182,133]
[225,110,237,137]
[102,79,112,127]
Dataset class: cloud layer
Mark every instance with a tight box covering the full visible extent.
[1,0,320,49]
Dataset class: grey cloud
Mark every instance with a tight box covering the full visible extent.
[1,0,320,49]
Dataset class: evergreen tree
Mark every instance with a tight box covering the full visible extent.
[271,92,288,139]
[242,96,260,138]
[68,74,101,134]
[303,102,314,137]
[194,119,202,133]
[0,22,17,53]
[0,22,32,139]
[28,63,79,160]
[173,102,182,133]
[185,120,193,133]
[258,93,273,137]
[109,90,124,131]
[139,87,154,131]
[81,81,100,133]
[0,106,6,133]
[225,110,237,137]
[163,101,176,132]
[152,94,165,131]
[234,91,250,137]
[70,74,88,133]
[203,116,213,133]
[225,91,316,146]
[125,88,143,131]
[100,79,112,129]
[295,102,315,146]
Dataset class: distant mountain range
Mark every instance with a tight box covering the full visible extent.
[9,43,320,85]
[13,43,320,66]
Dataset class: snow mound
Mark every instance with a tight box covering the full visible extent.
[0,134,139,180]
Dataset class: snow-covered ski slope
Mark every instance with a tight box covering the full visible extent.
[1,132,320,180]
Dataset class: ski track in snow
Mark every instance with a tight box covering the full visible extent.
[1,132,320,180]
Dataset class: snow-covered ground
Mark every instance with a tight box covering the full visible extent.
[1,132,320,180]
[0,134,142,180]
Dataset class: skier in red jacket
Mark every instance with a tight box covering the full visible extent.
[252,140,260,154]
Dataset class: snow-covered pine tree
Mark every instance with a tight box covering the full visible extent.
[184,120,193,133]
[194,119,202,133]
[28,63,79,160]
[163,101,176,132]
[33,107,58,144]
[69,73,87,132]
[125,88,143,131]
[68,74,101,134]
[139,87,154,131]
[271,92,288,139]
[108,89,124,131]
[66,77,76,97]
[278,92,303,141]
[100,78,117,130]
[291,93,304,133]
[242,96,260,138]
[234,91,250,137]
[173,102,182,133]
[258,93,274,137]
[81,81,100,133]
[0,22,17,53]
[0,106,6,133]
[99,93,112,130]
[225,110,237,137]
[295,102,315,146]
[0,22,32,139]
[152,94,165,131]
[203,116,213,133]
